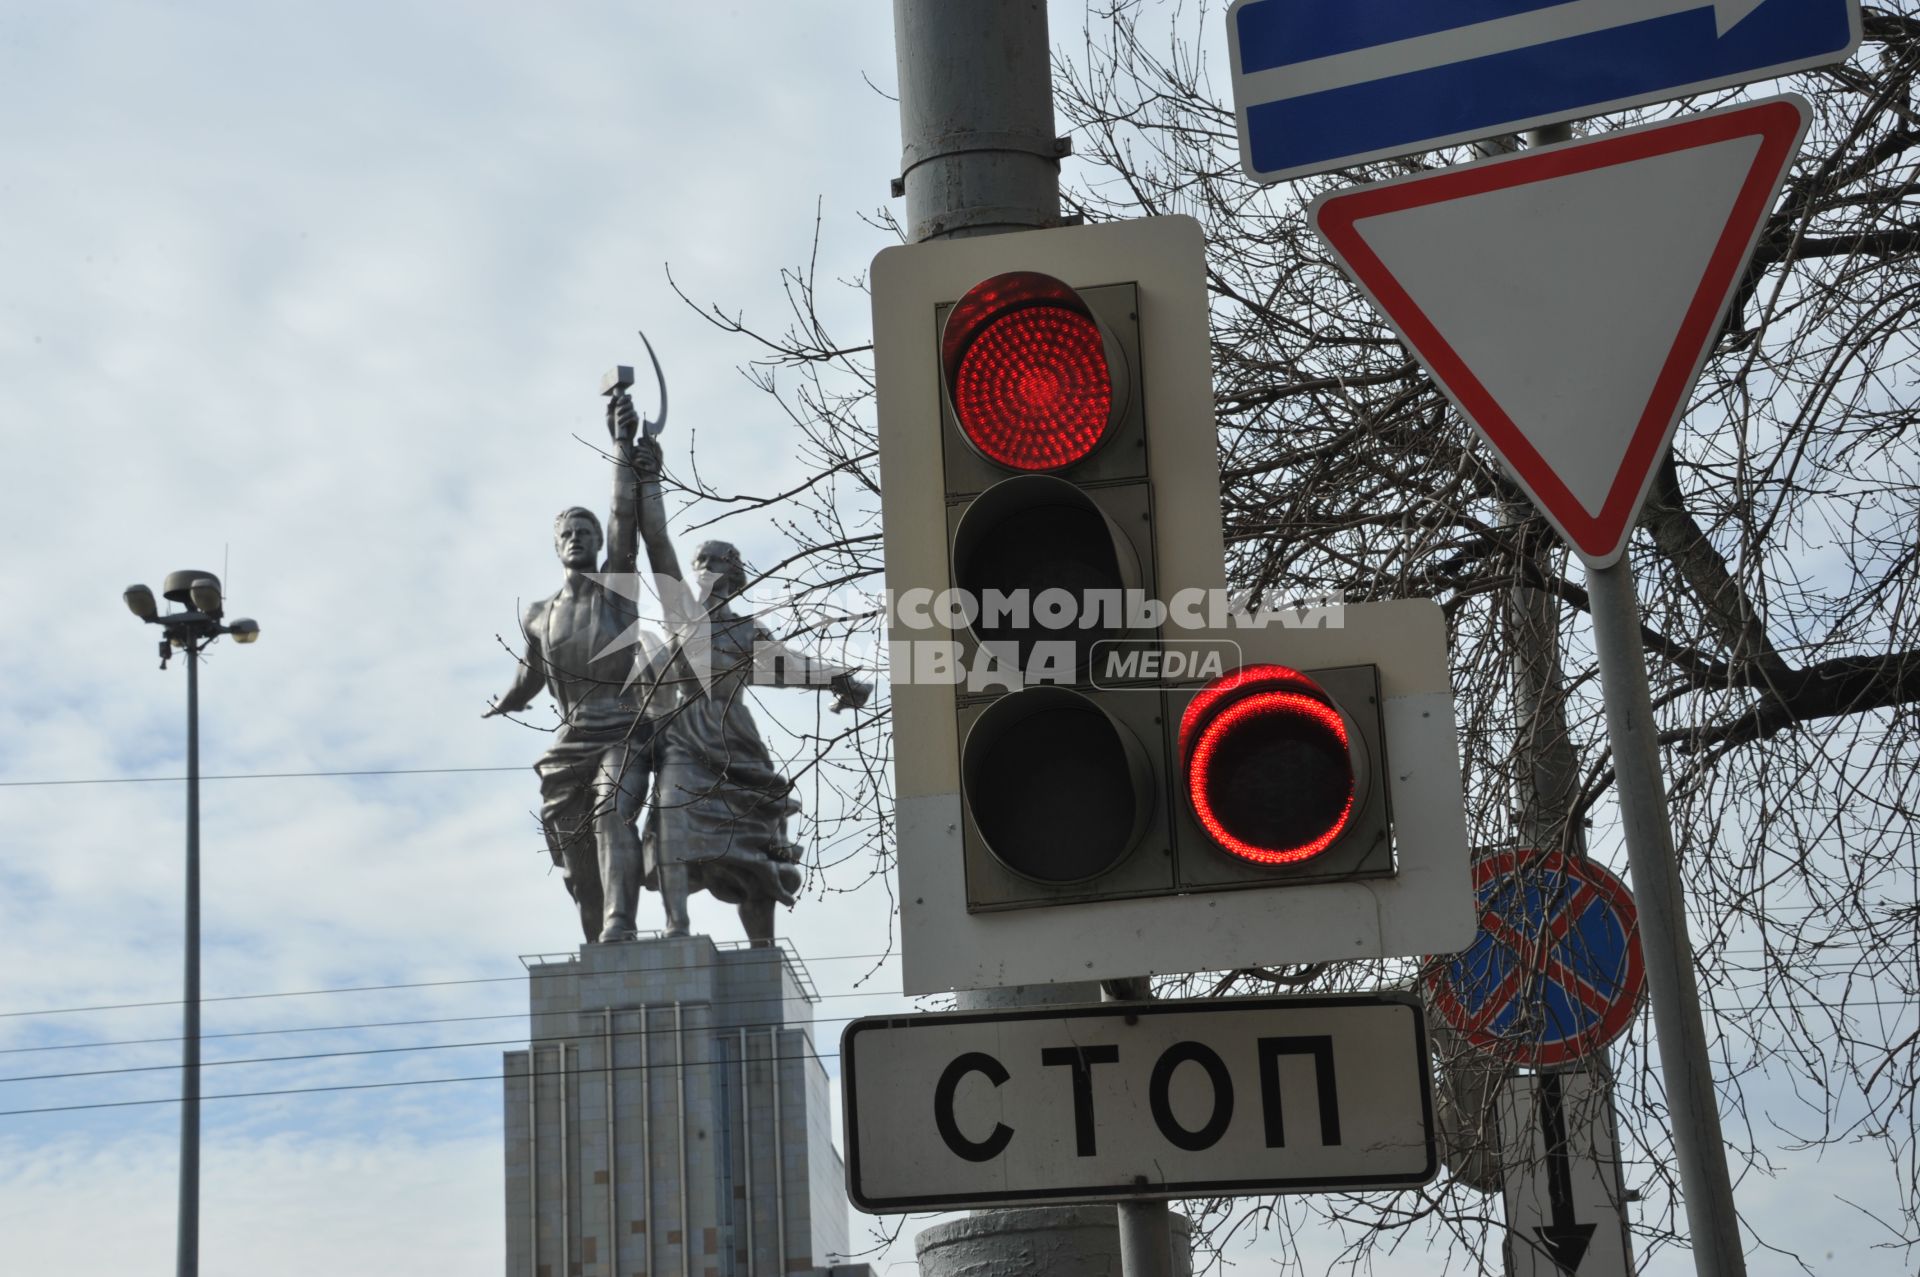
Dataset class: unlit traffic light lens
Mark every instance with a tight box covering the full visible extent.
[1181,665,1355,866]
[963,687,1153,884]
[950,474,1139,670]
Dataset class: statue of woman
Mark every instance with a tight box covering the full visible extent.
[643,540,870,943]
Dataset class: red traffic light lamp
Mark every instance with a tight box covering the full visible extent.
[1180,664,1359,868]
[941,270,1130,472]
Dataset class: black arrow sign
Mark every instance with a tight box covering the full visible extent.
[1532,1072,1596,1273]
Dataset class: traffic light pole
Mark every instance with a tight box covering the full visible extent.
[1103,977,1176,1277]
[1586,557,1746,1277]
[890,5,1178,1275]
[891,0,1068,244]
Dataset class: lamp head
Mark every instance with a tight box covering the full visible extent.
[123,584,158,622]
[188,578,223,616]
[163,570,220,606]
[228,618,261,644]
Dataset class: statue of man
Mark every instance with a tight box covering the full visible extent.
[645,540,870,943]
[485,391,682,943]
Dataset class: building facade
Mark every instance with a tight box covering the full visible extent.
[504,935,864,1277]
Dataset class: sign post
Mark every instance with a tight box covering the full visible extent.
[1583,554,1743,1271]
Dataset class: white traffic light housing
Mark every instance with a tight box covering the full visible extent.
[871,217,1472,993]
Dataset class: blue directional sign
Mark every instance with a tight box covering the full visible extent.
[1226,0,1860,182]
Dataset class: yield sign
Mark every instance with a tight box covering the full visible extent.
[1312,95,1810,567]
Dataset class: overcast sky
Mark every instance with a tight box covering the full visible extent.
[0,3,1908,1275]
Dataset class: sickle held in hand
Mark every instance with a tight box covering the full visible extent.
[638,329,668,438]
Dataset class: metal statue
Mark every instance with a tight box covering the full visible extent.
[487,343,870,944]
[484,346,676,943]
[644,540,870,943]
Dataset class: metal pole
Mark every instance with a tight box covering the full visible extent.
[605,1010,618,1277]
[559,1045,572,1277]
[177,642,201,1277]
[1586,556,1745,1276]
[675,1004,689,1277]
[891,6,1180,1273]
[769,1026,787,1275]
[640,1008,651,1277]
[892,0,1064,242]
[738,1026,754,1272]
[1104,977,1173,1277]
[1115,1202,1174,1277]
[528,1053,539,1277]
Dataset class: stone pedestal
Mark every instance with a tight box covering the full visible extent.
[504,935,866,1277]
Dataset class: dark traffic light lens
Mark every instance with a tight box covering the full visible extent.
[1182,666,1355,865]
[963,688,1151,883]
[953,303,1113,470]
[950,474,1139,671]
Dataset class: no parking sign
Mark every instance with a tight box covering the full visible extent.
[1426,849,1645,1067]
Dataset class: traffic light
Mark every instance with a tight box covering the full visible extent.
[1170,658,1391,887]
[871,217,1471,993]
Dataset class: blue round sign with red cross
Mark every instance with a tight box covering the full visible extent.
[1425,848,1646,1067]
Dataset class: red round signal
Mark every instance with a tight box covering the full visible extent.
[1181,665,1355,866]
[941,271,1119,472]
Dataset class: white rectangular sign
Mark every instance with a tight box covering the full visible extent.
[1500,1072,1636,1276]
[842,994,1436,1212]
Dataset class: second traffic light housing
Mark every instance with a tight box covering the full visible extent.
[958,643,1395,913]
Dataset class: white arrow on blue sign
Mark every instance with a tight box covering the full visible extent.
[1227,0,1860,183]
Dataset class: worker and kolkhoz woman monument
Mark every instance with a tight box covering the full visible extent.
[484,342,870,945]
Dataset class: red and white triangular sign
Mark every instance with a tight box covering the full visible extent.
[1312,95,1810,567]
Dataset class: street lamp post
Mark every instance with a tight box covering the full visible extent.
[123,570,259,1277]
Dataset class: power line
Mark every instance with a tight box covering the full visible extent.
[0,1010,531,1057]
[19,996,1909,1122]
[5,970,932,1057]
[0,1002,906,1086]
[0,1046,846,1119]
[2,1002,1910,1117]
[0,765,525,789]
[1,943,1899,1029]
[8,981,1911,1092]
[0,947,902,1020]
[6,963,1904,1066]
